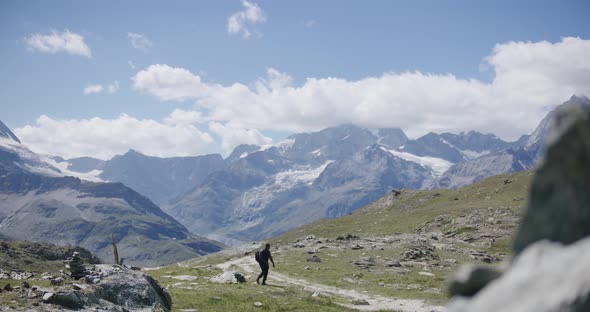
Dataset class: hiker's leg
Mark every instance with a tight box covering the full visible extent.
[257,263,264,284]
[262,264,269,284]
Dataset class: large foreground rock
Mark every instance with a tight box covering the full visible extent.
[39,265,171,311]
[513,102,590,254]
[448,97,590,311]
[448,238,590,312]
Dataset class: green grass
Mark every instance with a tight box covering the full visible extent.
[271,171,531,244]
[149,171,532,310]
[146,264,354,311]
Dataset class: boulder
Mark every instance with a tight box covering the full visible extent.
[448,98,590,311]
[448,238,590,312]
[209,271,247,284]
[447,264,503,297]
[39,265,172,311]
[513,103,590,254]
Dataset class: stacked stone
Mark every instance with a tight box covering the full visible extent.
[65,252,88,280]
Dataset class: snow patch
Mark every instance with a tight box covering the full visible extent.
[384,147,454,176]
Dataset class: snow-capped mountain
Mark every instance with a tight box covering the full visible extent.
[0,121,223,265]
[29,95,587,245]
[430,95,590,189]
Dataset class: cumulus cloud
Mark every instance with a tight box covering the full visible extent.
[15,114,215,160]
[132,37,590,141]
[25,30,91,57]
[127,32,153,51]
[83,84,104,95]
[209,122,272,153]
[132,64,213,101]
[227,0,266,38]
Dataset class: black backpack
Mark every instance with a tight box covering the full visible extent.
[254,250,261,263]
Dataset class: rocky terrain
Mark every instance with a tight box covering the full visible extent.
[0,242,171,311]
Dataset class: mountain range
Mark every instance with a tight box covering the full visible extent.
[0,122,223,266]
[3,95,589,246]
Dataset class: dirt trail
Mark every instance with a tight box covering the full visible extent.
[217,256,445,312]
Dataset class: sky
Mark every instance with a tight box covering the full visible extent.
[1,0,589,159]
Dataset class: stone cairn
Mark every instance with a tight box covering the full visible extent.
[64,252,88,280]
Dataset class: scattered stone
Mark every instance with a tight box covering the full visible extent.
[352,299,370,305]
[50,277,64,286]
[21,281,30,289]
[384,260,402,267]
[3,283,13,291]
[352,257,375,269]
[42,292,54,303]
[254,301,263,307]
[351,244,364,250]
[307,255,322,263]
[418,272,435,277]
[210,271,246,284]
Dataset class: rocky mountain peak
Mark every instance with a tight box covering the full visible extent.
[0,120,21,143]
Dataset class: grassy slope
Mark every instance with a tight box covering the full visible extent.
[272,171,531,243]
[145,171,531,310]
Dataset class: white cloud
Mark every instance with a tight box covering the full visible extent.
[132,37,590,141]
[83,84,104,95]
[209,122,272,153]
[163,108,204,125]
[107,81,120,94]
[227,0,266,38]
[15,114,215,160]
[303,20,315,28]
[83,81,119,95]
[132,64,213,101]
[25,30,91,57]
[127,32,153,51]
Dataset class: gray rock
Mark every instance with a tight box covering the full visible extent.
[254,301,263,307]
[448,96,590,312]
[447,264,503,297]
[352,257,375,269]
[513,100,590,254]
[42,292,54,303]
[52,290,84,309]
[307,255,322,263]
[448,238,590,312]
[209,271,246,284]
[352,298,370,305]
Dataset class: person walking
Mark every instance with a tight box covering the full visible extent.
[256,243,275,285]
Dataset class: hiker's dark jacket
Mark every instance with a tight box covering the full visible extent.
[260,249,272,263]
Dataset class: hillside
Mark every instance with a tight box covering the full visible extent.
[145,170,530,311]
[0,120,224,266]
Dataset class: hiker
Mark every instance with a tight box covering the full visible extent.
[255,243,275,285]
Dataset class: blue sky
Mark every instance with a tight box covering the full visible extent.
[1,0,589,159]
